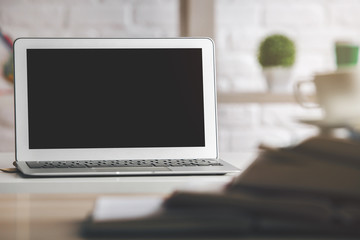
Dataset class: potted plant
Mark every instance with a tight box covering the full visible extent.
[258,34,296,92]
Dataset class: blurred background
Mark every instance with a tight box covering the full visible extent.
[1,0,360,152]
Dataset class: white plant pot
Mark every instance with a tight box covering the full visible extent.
[262,66,293,92]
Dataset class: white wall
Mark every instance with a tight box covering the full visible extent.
[0,0,179,38]
[215,0,360,92]
[1,0,360,152]
[0,0,179,152]
[214,0,360,152]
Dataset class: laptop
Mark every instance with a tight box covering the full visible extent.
[13,38,240,176]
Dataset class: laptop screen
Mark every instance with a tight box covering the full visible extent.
[26,49,205,149]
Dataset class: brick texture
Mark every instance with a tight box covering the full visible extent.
[0,0,179,38]
[215,0,360,91]
[1,0,359,152]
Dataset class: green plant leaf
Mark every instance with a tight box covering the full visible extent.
[258,34,296,67]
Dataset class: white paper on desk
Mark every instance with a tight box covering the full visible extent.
[92,196,164,222]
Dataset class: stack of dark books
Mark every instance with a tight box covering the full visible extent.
[82,137,360,238]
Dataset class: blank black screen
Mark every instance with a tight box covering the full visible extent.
[27,48,205,149]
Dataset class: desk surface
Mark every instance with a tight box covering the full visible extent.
[0,152,256,240]
[2,193,329,240]
[0,153,350,240]
[0,152,256,194]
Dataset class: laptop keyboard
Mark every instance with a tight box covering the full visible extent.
[26,159,223,169]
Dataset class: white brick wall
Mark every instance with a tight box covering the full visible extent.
[215,0,360,91]
[1,0,359,152]
[217,103,320,152]
[214,0,360,152]
[0,0,179,38]
[0,0,180,152]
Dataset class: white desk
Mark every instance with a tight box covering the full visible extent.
[0,152,256,194]
[0,152,258,240]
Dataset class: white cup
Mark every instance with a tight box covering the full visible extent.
[295,69,360,124]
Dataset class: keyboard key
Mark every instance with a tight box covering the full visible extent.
[26,162,43,168]
[26,159,223,169]
[153,163,170,167]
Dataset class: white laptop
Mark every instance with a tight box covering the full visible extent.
[13,38,239,176]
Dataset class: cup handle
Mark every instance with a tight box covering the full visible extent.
[294,80,319,108]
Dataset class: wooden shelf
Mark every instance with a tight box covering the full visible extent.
[217,92,296,104]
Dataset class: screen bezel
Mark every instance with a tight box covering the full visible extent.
[14,38,218,161]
